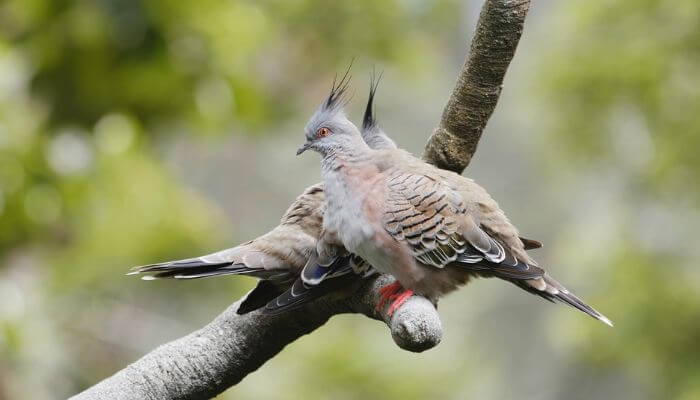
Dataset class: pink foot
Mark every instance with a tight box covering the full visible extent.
[376,281,402,312]
[387,289,414,317]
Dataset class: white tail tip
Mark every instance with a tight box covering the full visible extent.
[141,275,158,281]
[599,315,614,327]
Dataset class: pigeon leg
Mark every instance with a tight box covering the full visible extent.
[375,281,403,312]
[387,289,414,317]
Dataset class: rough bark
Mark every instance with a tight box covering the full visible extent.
[72,0,530,398]
[71,276,440,400]
[423,0,531,174]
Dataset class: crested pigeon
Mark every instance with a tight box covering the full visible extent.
[127,75,396,314]
[276,74,612,327]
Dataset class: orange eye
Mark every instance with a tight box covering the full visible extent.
[316,127,330,138]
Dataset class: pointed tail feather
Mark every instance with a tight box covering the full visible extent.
[128,256,284,281]
[128,257,232,278]
[511,274,613,327]
[263,272,359,315]
[264,278,319,315]
[265,255,360,315]
[237,280,284,315]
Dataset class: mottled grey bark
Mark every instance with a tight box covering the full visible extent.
[72,0,530,398]
[423,0,531,174]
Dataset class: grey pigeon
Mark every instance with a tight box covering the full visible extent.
[127,74,396,314]
[281,76,612,326]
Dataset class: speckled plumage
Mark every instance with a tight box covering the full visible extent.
[128,81,395,314]
[283,80,612,326]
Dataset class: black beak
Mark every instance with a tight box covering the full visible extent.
[296,142,311,156]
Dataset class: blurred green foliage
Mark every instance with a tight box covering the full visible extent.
[0,0,462,398]
[0,0,457,255]
[541,0,700,197]
[538,1,700,400]
[1,0,699,399]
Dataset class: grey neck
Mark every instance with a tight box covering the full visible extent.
[321,135,372,172]
[362,128,396,150]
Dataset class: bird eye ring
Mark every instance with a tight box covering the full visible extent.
[316,127,330,138]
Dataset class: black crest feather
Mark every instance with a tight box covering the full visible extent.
[323,60,354,112]
[363,67,383,131]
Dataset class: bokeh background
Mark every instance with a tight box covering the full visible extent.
[1,0,699,399]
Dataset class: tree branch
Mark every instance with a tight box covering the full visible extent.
[423,0,531,174]
[72,0,530,398]
[71,276,440,400]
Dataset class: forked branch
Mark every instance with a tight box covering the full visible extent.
[424,0,531,174]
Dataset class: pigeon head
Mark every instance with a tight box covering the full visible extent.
[297,69,364,157]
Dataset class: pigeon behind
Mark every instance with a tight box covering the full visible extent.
[286,73,612,326]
